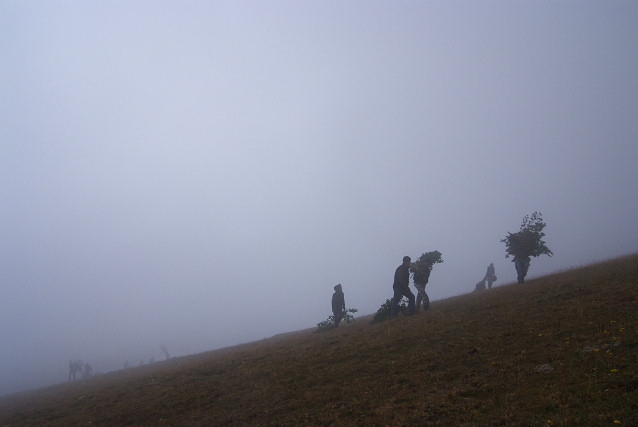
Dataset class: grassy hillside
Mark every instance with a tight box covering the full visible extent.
[1,254,637,426]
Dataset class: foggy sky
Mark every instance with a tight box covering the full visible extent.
[2,1,638,396]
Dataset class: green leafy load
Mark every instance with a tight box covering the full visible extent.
[411,250,444,273]
[501,211,553,259]
[315,308,358,332]
[372,298,407,323]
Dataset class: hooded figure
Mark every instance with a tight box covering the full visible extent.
[332,284,346,327]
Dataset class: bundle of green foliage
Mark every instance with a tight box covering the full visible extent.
[501,211,553,259]
[315,308,358,332]
[372,298,408,323]
[410,250,444,273]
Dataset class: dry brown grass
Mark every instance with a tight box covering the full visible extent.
[1,254,637,426]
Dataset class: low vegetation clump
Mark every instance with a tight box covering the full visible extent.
[316,308,358,332]
[372,297,408,323]
[1,254,637,425]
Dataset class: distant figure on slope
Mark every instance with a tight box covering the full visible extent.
[82,363,93,380]
[474,263,497,291]
[68,359,82,382]
[514,255,530,284]
[391,256,415,318]
[413,265,431,311]
[332,284,346,327]
[485,263,497,289]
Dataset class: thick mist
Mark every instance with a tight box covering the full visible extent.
[2,1,638,396]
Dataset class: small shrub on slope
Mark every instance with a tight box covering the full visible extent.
[372,298,408,323]
[316,308,358,332]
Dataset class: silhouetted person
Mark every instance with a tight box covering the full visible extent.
[68,359,82,382]
[331,284,346,327]
[413,265,430,311]
[485,263,497,288]
[391,256,415,318]
[83,363,93,380]
[160,343,170,360]
[514,255,530,284]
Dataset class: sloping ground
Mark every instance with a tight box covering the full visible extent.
[1,254,637,426]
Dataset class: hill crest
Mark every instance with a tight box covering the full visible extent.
[1,254,637,425]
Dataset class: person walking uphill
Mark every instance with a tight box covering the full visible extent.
[332,284,346,327]
[391,256,415,318]
[514,255,530,284]
[413,265,430,311]
[485,263,497,289]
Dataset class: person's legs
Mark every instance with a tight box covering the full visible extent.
[415,285,424,310]
[515,259,524,284]
[391,288,402,318]
[404,288,415,315]
[522,259,530,278]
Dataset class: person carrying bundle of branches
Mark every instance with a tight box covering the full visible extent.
[410,251,443,312]
[501,212,552,284]
[412,264,431,311]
